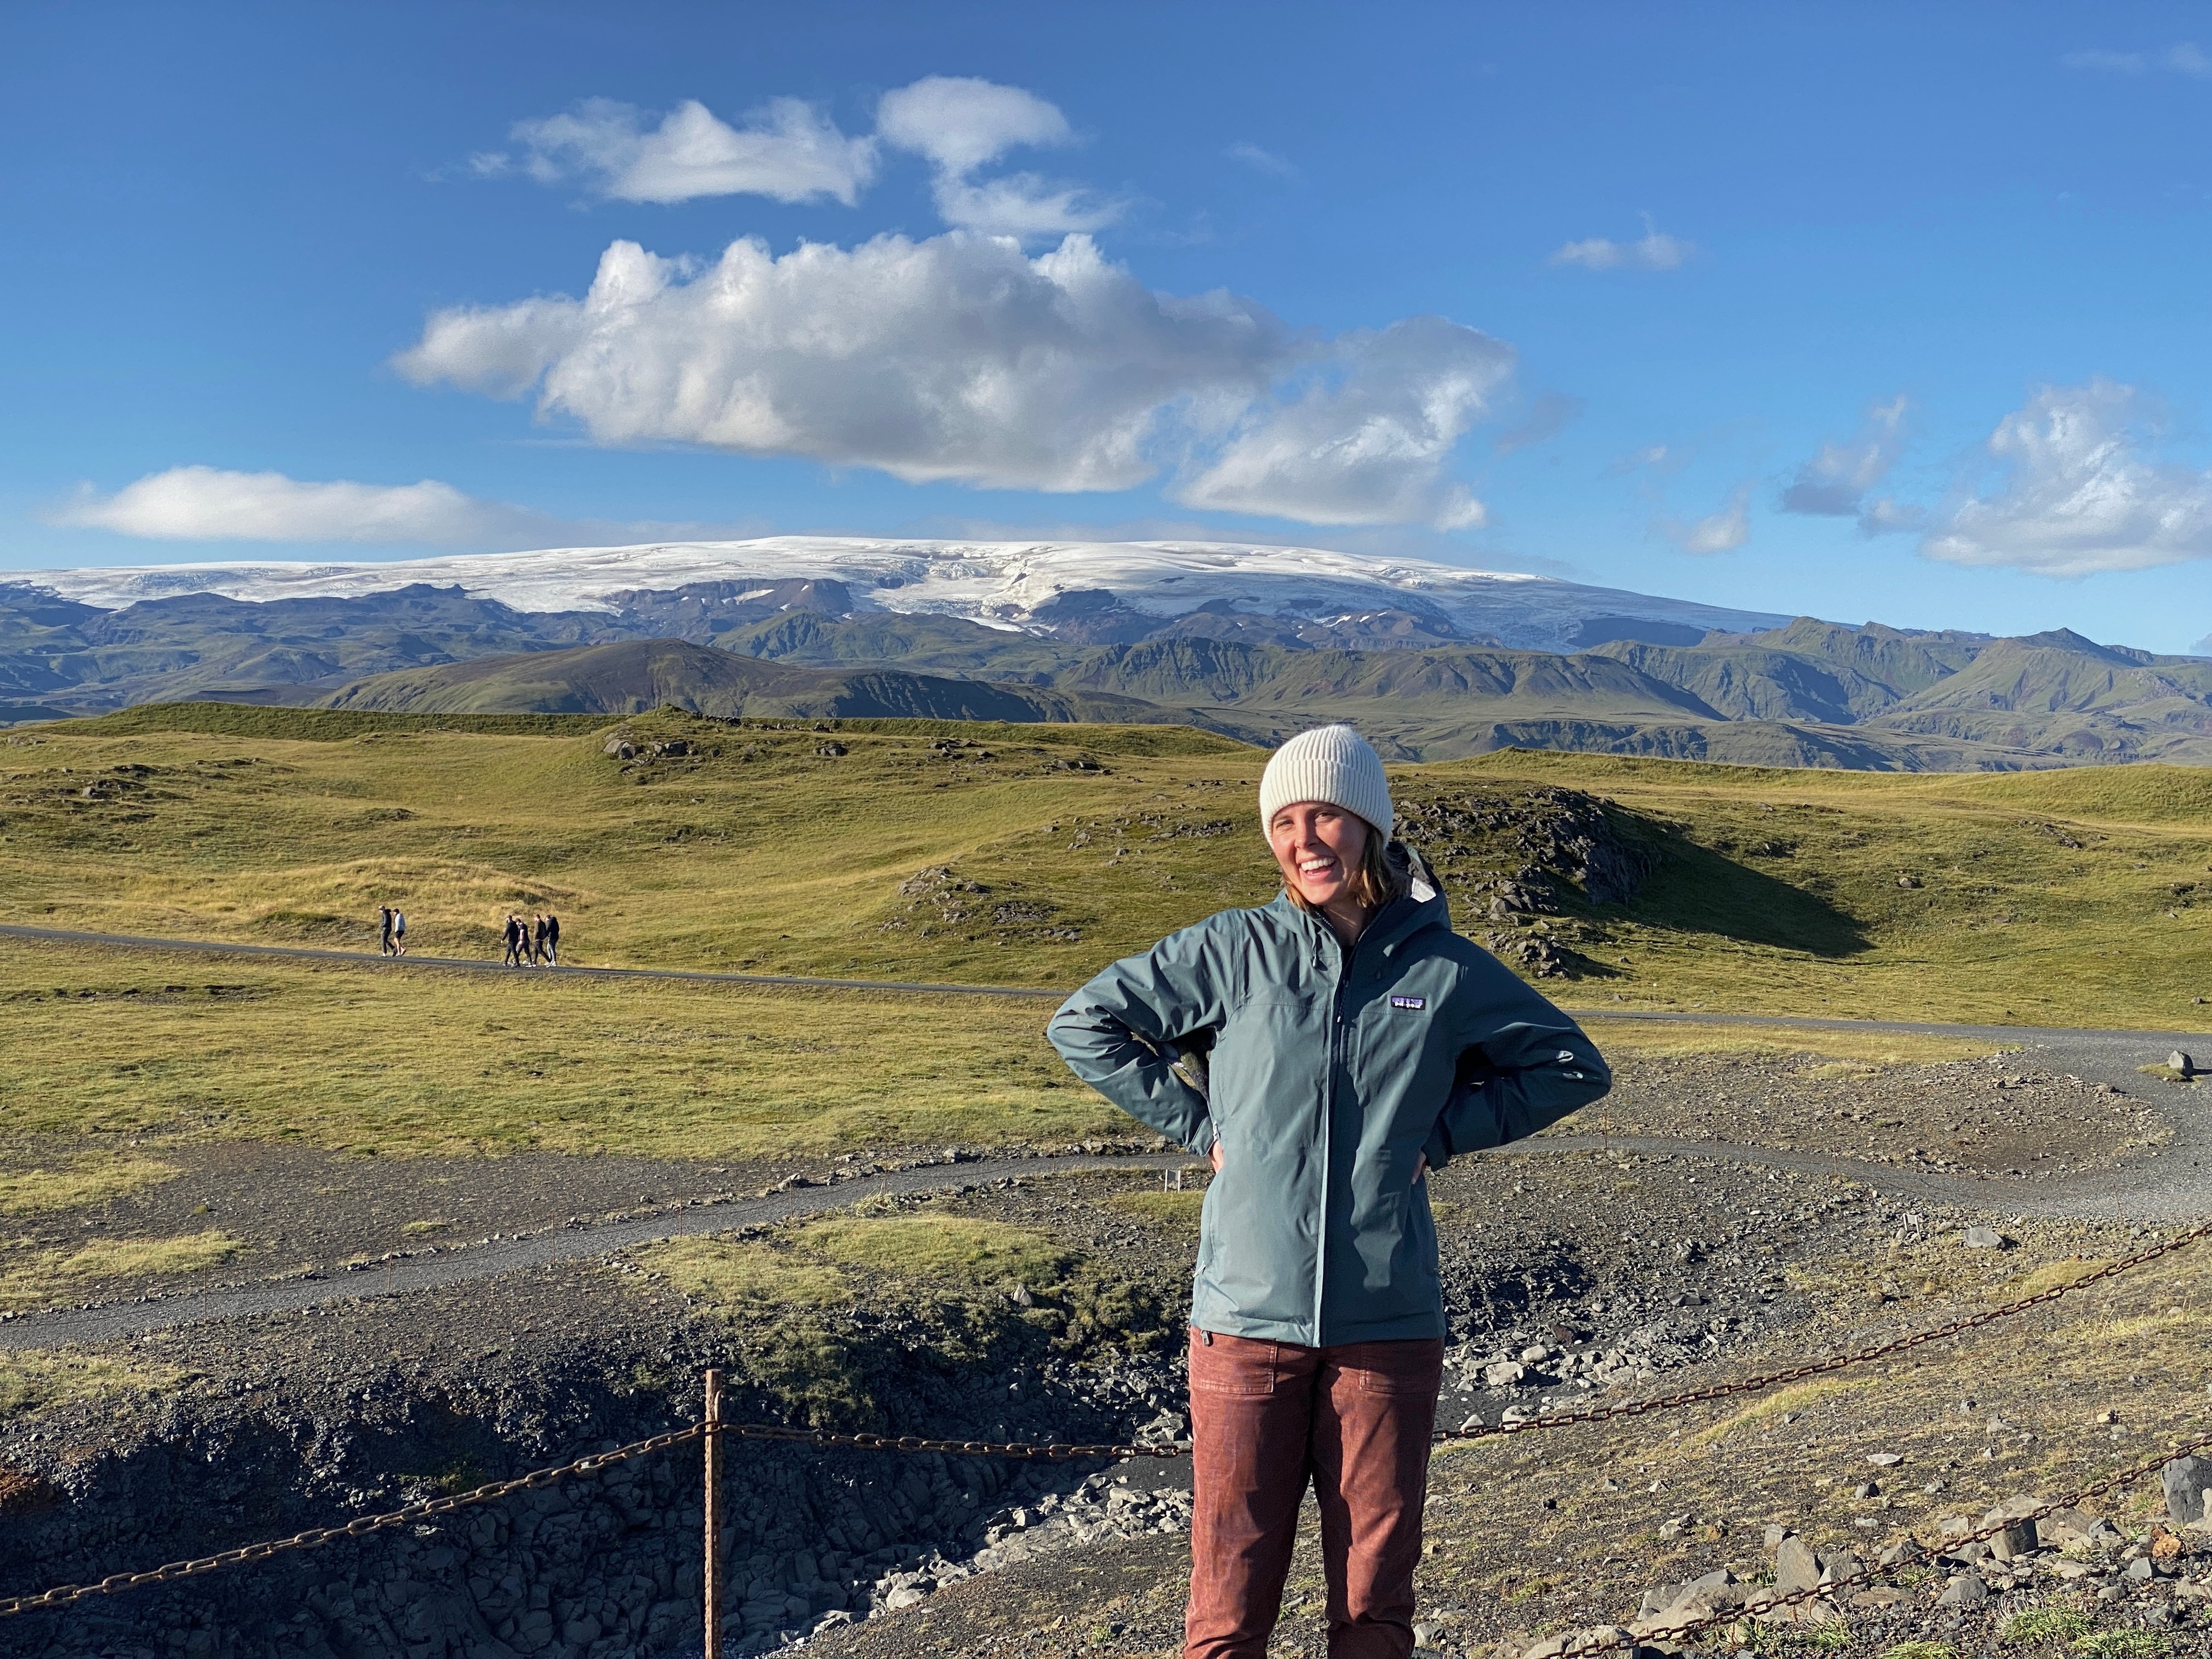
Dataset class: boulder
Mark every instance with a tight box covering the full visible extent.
[2164,1457,2212,1525]
[1936,1573,1988,1607]
[1774,1535,1821,1593]
[1631,1571,1741,1637]
[1984,1498,2042,1560]
[1514,1628,1630,1659]
[2038,1506,2122,1550]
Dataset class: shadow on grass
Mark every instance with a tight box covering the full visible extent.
[1624,832,1869,957]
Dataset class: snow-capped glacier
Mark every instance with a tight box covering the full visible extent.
[12,537,1789,652]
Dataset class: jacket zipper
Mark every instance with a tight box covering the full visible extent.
[1315,914,1360,1347]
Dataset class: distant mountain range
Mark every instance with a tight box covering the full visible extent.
[14,536,1786,651]
[5,537,2210,770]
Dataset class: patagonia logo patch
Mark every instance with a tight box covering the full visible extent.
[1390,995,1426,1010]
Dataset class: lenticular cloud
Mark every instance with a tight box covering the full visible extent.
[392,230,1508,529]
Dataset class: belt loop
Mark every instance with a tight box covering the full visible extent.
[1202,1330,1213,1346]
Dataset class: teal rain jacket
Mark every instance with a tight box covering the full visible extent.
[1047,862,1611,1346]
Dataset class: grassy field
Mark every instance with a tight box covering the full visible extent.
[0,696,2191,1185]
[0,938,1124,1164]
[0,935,2020,1173]
[5,704,2210,1029]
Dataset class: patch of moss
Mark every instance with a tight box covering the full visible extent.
[645,1236,852,1313]
[1104,1190,1206,1229]
[0,1158,180,1214]
[796,1214,1077,1290]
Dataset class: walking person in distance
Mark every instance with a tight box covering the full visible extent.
[543,911,560,968]
[378,906,393,957]
[532,913,549,966]
[391,908,407,957]
[1048,724,1611,1659]
[502,914,521,967]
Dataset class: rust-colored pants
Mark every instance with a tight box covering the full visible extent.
[1185,1328,1444,1659]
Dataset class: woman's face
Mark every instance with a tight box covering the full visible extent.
[1267,801,1371,910]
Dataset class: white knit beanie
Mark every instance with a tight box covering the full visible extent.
[1259,725,1393,841]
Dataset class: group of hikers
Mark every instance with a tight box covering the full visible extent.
[374,906,563,967]
[502,911,560,968]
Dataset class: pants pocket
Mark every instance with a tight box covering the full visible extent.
[1340,1339,1444,1397]
[1188,1329,1279,1396]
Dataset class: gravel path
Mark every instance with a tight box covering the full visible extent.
[0,923,1066,1000]
[0,1153,1183,1351]
[6,924,2208,1350]
[12,924,2212,1043]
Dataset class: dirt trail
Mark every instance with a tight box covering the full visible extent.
[0,1153,1185,1350]
[12,923,2212,1044]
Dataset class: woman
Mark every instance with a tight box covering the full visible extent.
[1048,724,1611,1659]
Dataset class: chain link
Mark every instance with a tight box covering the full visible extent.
[714,1421,1188,1461]
[3,1222,2200,1622]
[1442,1219,2212,1445]
[0,1418,1185,1617]
[0,1425,709,1616]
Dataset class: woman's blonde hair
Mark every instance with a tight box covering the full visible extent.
[1282,817,1403,918]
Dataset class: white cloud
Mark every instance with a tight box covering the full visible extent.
[876,75,1121,242]
[876,76,1070,176]
[393,231,1503,528]
[1226,141,1298,179]
[48,467,550,545]
[505,96,877,205]
[481,77,1119,240]
[2170,42,2212,77]
[1493,391,1585,454]
[1550,214,1694,272]
[1780,394,1911,526]
[1176,316,1513,529]
[1923,379,2212,576]
[47,467,766,551]
[930,172,1120,239]
[1858,496,1925,535]
[1665,484,1752,555]
[2063,43,2212,77]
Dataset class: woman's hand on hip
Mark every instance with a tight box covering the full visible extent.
[1209,1139,1224,1176]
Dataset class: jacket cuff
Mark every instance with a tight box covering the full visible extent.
[1422,1121,1453,1173]
[1190,1116,1218,1159]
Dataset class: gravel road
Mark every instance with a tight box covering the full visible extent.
[6,922,2209,1352]
[6,1027,2205,1348]
[12,924,2212,1042]
[0,1153,1185,1351]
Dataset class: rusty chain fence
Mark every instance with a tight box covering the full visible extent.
[3,1220,2209,1655]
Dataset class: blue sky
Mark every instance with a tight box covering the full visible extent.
[8,2,2212,649]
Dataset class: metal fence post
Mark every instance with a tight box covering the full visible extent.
[703,1369,724,1659]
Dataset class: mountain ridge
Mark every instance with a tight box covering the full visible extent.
[6,539,2210,771]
